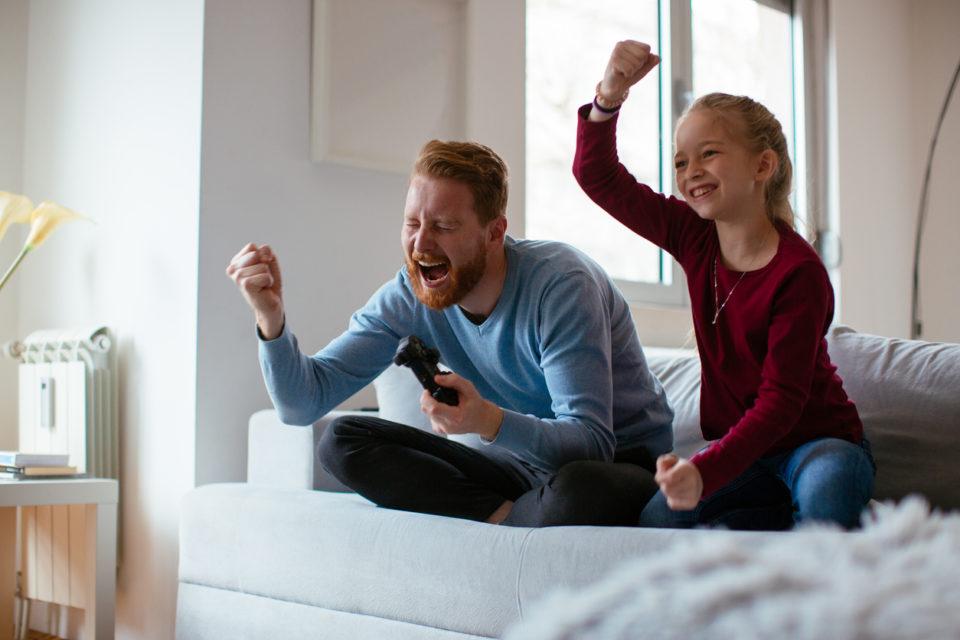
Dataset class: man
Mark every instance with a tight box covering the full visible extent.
[226,139,672,526]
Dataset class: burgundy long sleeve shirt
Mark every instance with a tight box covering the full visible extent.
[573,105,862,496]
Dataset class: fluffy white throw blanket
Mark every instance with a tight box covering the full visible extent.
[505,498,960,640]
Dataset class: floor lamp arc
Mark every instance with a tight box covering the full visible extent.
[910,56,960,339]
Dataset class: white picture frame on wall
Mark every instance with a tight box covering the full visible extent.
[311,0,467,173]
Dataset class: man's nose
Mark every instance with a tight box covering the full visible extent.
[412,227,435,253]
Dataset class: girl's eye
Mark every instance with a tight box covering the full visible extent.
[703,149,718,158]
[674,160,687,169]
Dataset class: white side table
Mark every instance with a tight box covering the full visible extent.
[0,477,118,640]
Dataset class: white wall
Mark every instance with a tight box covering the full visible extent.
[909,0,960,343]
[195,0,405,485]
[16,1,204,638]
[0,0,29,449]
[831,0,960,341]
[195,0,525,484]
[831,0,916,338]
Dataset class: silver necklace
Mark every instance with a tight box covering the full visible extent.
[712,257,747,325]
[712,226,776,325]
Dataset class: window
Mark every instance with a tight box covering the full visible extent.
[525,0,801,306]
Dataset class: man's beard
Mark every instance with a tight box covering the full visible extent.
[405,239,487,311]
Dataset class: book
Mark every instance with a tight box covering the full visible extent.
[0,464,79,476]
[0,451,70,467]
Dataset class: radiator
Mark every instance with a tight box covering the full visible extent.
[3,326,117,622]
[11,326,117,478]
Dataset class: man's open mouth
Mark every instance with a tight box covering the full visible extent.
[418,260,450,284]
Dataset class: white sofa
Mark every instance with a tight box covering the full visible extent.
[176,326,960,639]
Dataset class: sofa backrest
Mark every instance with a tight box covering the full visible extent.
[826,326,960,511]
[641,346,705,459]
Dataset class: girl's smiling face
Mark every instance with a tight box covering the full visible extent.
[673,110,771,224]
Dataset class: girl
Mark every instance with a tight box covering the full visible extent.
[573,40,875,529]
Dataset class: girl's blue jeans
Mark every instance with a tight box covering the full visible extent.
[638,437,876,530]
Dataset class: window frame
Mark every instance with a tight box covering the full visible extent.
[526,0,803,308]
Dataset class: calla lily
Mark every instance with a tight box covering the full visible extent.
[0,195,90,295]
[0,191,35,245]
[25,202,89,249]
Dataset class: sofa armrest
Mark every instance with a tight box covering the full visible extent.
[247,408,374,491]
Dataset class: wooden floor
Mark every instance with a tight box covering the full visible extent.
[27,631,66,640]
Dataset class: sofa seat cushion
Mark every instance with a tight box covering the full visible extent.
[179,484,775,638]
[180,484,529,638]
[505,497,960,640]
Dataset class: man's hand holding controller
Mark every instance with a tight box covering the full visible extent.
[395,335,504,441]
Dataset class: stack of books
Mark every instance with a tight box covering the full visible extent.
[0,451,78,479]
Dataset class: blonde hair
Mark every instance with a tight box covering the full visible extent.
[412,140,509,225]
[679,93,795,229]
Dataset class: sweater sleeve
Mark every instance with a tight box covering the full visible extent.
[691,261,833,496]
[572,103,701,262]
[258,277,409,425]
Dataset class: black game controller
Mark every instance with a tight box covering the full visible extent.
[393,335,459,406]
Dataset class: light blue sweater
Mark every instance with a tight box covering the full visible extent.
[260,236,673,482]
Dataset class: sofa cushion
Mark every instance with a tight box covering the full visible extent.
[505,497,960,640]
[373,363,433,431]
[179,484,535,638]
[179,483,776,639]
[826,325,960,511]
[643,347,705,458]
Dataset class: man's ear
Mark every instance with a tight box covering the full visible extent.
[487,215,507,247]
[755,149,778,182]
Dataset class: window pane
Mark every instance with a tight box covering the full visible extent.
[691,0,799,226]
[526,0,662,283]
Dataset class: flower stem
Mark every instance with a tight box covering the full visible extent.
[0,247,29,294]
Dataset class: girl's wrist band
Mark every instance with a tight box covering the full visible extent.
[594,81,629,112]
[592,96,622,114]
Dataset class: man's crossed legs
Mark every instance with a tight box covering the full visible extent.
[317,415,659,527]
